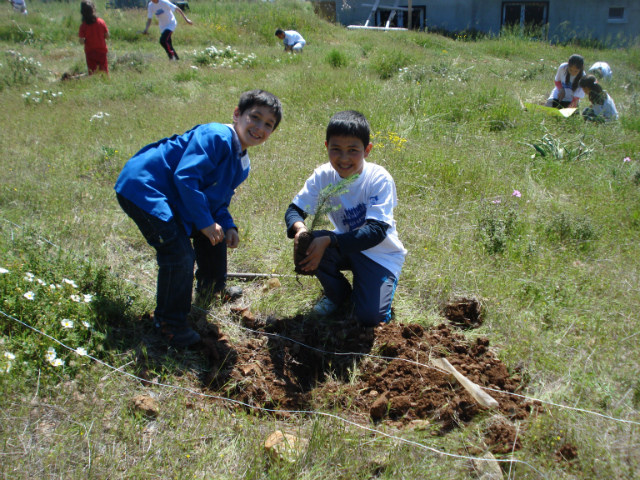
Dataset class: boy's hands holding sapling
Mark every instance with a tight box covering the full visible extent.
[299,236,331,272]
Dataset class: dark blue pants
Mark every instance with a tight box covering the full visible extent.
[117,193,226,327]
[159,29,178,60]
[313,232,399,327]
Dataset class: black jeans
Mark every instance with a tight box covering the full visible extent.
[159,29,178,60]
[116,193,226,327]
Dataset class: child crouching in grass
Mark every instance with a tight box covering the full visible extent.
[285,111,407,327]
[115,90,282,348]
[579,75,619,122]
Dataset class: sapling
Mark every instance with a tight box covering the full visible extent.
[294,174,359,275]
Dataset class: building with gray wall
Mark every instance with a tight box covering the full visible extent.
[333,0,639,42]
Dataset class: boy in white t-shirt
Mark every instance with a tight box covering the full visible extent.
[275,28,306,53]
[140,0,192,60]
[285,111,407,327]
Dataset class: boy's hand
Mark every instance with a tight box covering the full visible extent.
[226,228,239,249]
[300,236,330,271]
[201,223,224,246]
[293,225,307,251]
[557,87,565,102]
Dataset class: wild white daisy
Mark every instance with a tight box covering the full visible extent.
[82,321,91,328]
[4,352,16,360]
[61,319,74,329]
[36,278,46,285]
[70,294,81,302]
[24,276,34,282]
[25,272,34,278]
[83,294,93,303]
[76,347,87,356]
[0,267,9,274]
[63,279,78,288]
[49,284,56,290]
[23,291,35,300]
[51,358,64,367]
[44,347,56,362]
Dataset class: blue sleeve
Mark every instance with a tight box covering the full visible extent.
[212,194,235,232]
[335,220,389,255]
[285,203,307,238]
[173,126,233,231]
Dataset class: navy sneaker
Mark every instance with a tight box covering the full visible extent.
[155,322,201,348]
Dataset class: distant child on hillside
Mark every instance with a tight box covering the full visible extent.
[286,111,407,327]
[140,0,192,61]
[275,28,306,53]
[79,0,109,76]
[7,0,27,14]
[579,75,618,122]
[115,90,282,348]
[588,62,612,80]
[545,54,585,109]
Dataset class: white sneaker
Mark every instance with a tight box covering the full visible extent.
[311,297,339,315]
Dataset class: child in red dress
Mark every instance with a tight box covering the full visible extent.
[79,0,109,75]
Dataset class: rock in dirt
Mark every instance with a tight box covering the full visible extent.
[444,297,483,329]
[404,419,430,431]
[370,393,389,419]
[131,395,159,417]
[389,395,412,416]
[472,452,504,480]
[263,278,281,292]
[484,415,520,454]
[264,430,307,463]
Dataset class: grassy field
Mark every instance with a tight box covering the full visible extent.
[1,0,640,478]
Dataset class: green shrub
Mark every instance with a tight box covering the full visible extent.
[326,48,347,68]
[545,211,597,245]
[369,49,413,80]
[477,200,519,254]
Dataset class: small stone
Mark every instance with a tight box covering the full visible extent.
[472,452,504,479]
[131,395,159,417]
[263,277,281,292]
[405,419,430,431]
[370,393,389,419]
[264,430,307,463]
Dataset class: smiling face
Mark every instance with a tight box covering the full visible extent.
[325,135,373,178]
[232,105,277,151]
[568,64,581,76]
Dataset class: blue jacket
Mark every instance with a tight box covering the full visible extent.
[115,123,248,235]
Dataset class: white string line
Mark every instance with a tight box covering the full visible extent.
[3,218,640,427]
[0,309,547,479]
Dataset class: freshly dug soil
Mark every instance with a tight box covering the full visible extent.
[200,313,540,450]
[444,298,483,329]
[293,231,316,275]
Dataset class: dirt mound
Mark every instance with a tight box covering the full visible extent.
[201,314,539,444]
[444,297,483,329]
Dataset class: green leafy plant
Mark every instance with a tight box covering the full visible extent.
[477,199,519,254]
[524,133,594,161]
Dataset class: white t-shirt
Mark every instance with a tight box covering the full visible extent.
[592,93,618,121]
[293,162,407,277]
[549,62,585,102]
[589,62,612,80]
[284,30,305,46]
[148,0,177,32]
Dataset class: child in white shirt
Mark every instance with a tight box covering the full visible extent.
[140,0,192,60]
[579,75,618,122]
[545,54,586,109]
[285,111,407,326]
[275,28,306,53]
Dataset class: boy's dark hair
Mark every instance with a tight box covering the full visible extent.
[275,28,285,36]
[326,110,370,147]
[579,74,606,105]
[80,0,97,25]
[566,54,585,92]
[237,89,283,130]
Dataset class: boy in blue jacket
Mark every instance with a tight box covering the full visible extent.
[115,89,282,347]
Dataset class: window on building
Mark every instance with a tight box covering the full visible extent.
[608,7,626,22]
[502,2,549,32]
[376,6,425,30]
